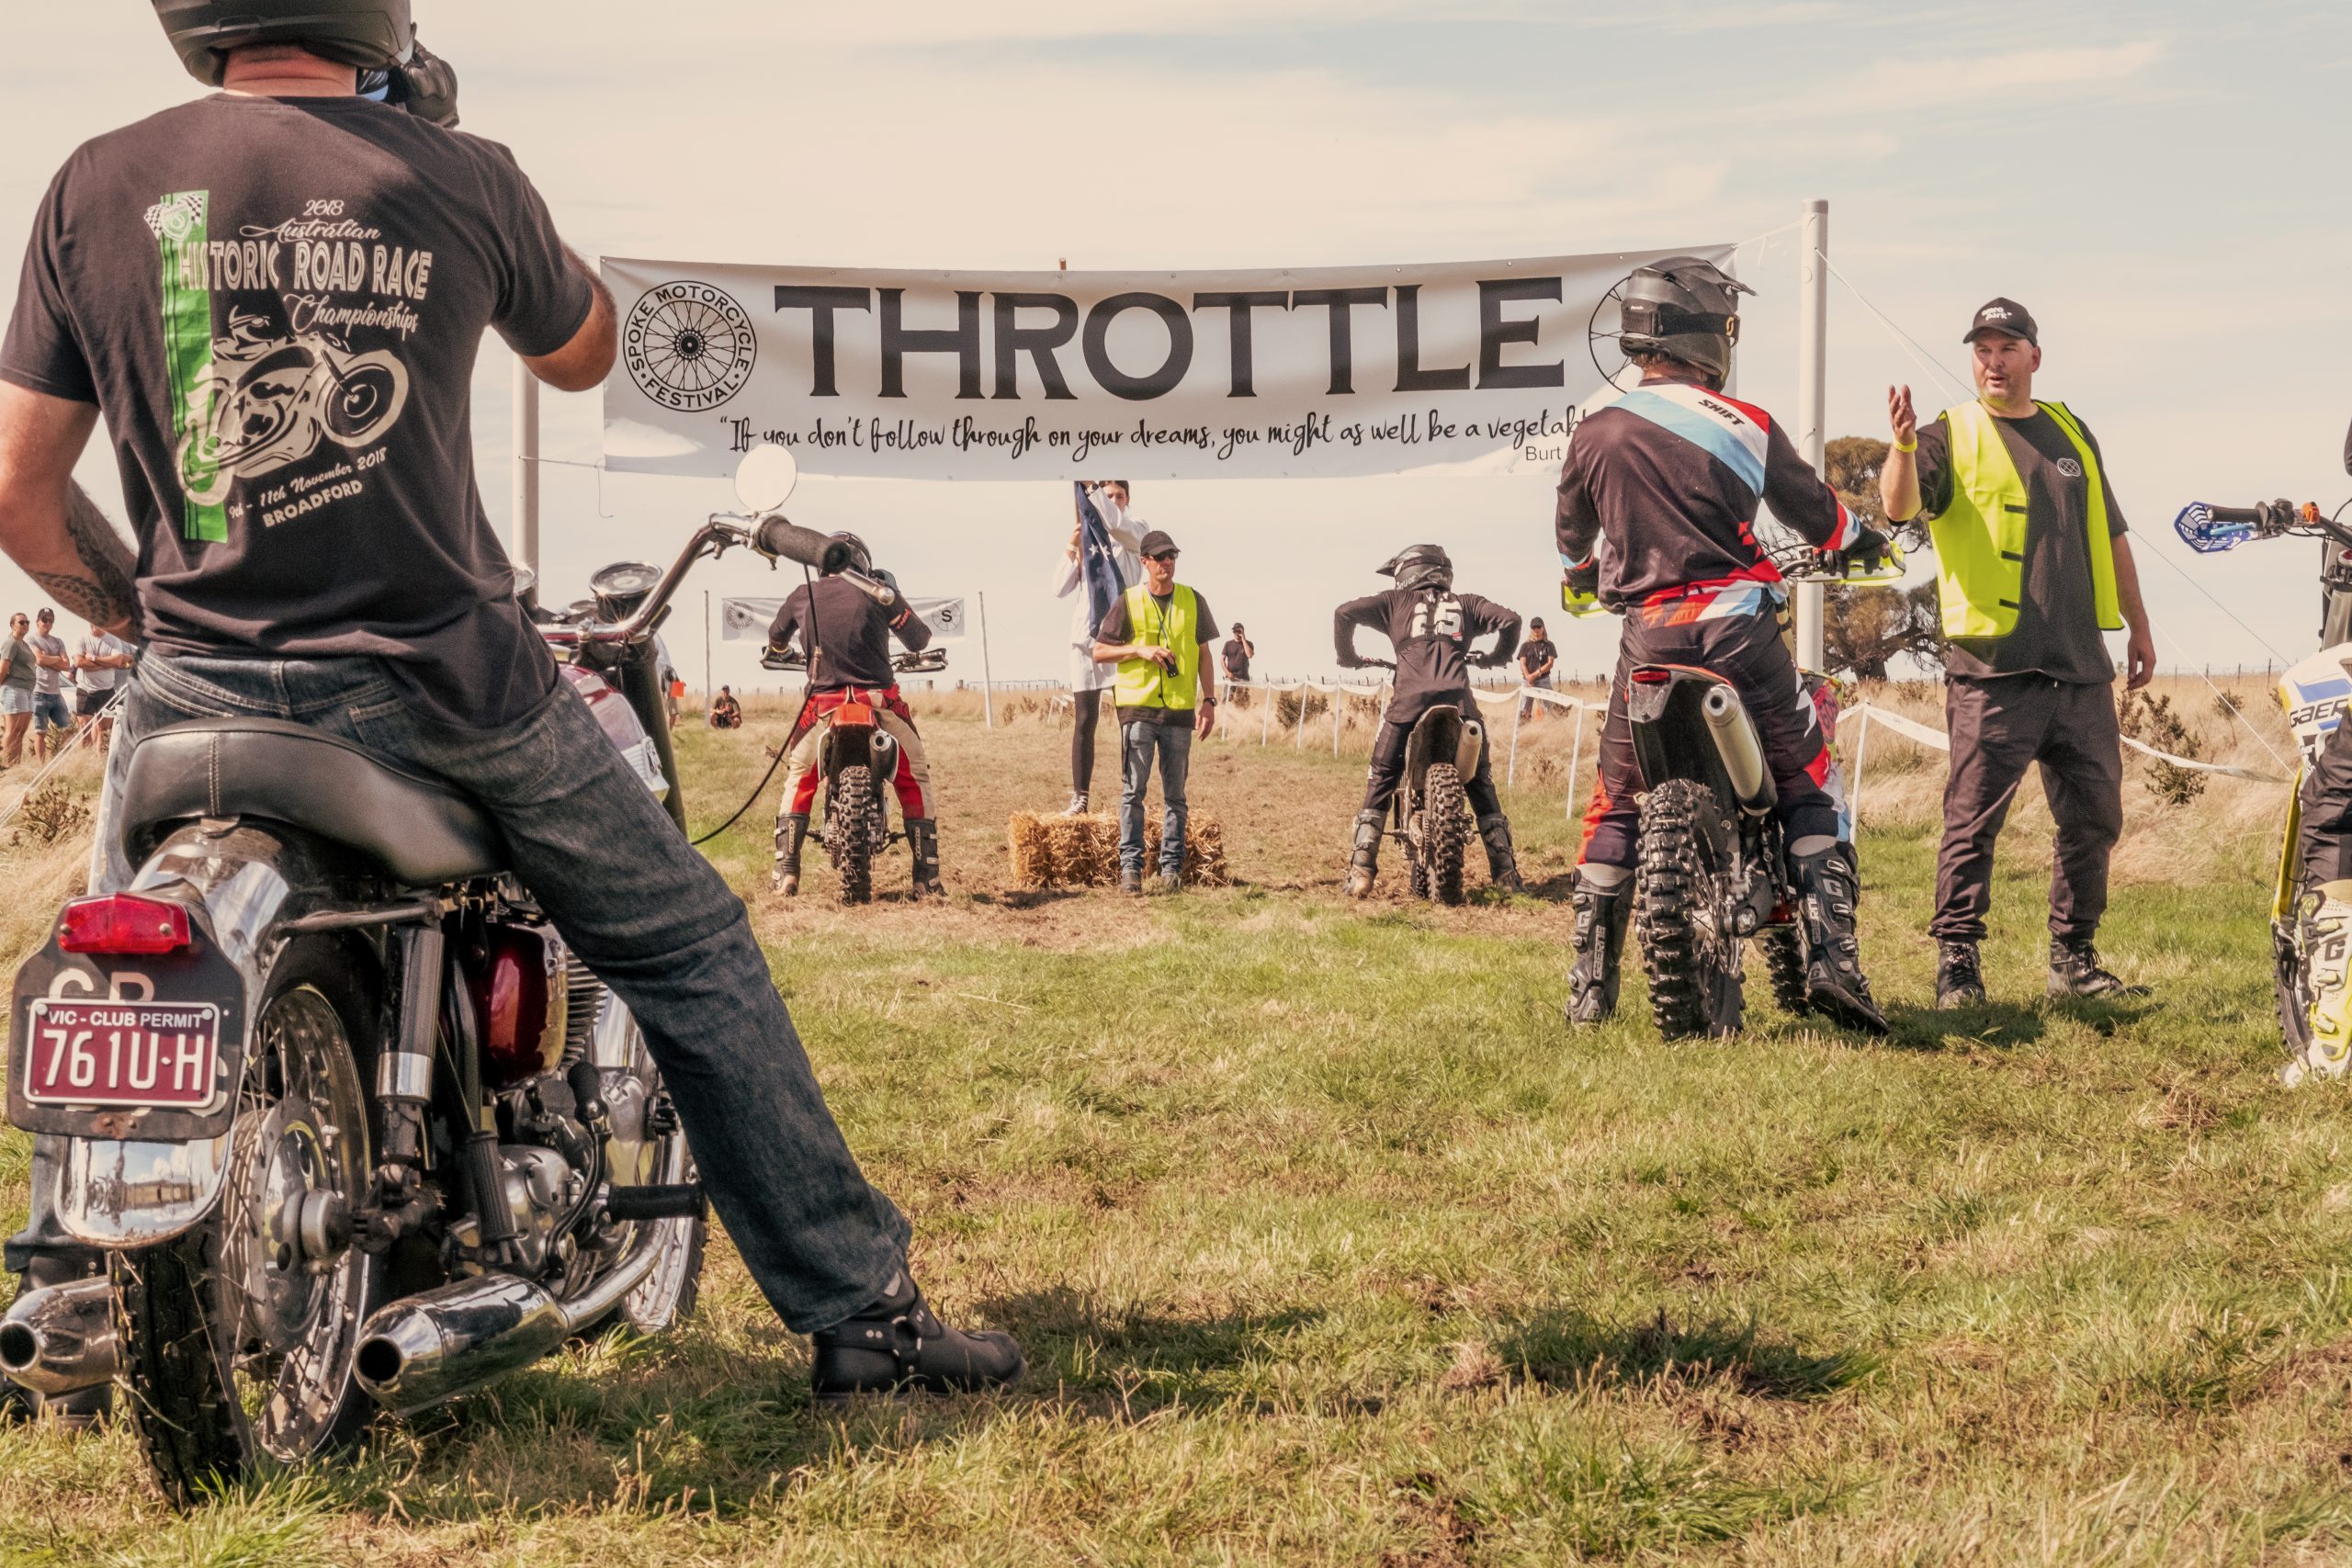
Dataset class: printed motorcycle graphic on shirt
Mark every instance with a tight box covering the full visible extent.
[173,310,409,508]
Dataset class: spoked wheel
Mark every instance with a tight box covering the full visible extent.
[117,940,382,1508]
[1425,763,1469,907]
[1759,925,1812,1018]
[827,763,881,906]
[1634,778,1747,1039]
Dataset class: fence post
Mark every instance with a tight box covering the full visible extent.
[1848,705,1872,825]
[1331,689,1341,756]
[977,592,996,729]
[1295,686,1306,749]
[1261,685,1272,747]
[1507,691,1523,787]
[1566,703,1587,823]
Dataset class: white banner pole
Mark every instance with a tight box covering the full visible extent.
[977,592,996,729]
[511,357,539,582]
[701,590,711,710]
[1794,197,1828,672]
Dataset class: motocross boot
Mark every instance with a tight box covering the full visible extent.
[2048,937,2148,1000]
[2287,882,2352,1086]
[773,813,809,898]
[1477,813,1524,893]
[1565,875,1631,1025]
[906,818,944,897]
[1346,809,1383,898]
[809,1269,1025,1403]
[1791,844,1889,1035]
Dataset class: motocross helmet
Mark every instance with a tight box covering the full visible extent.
[823,531,874,577]
[153,0,413,86]
[1377,544,1453,594]
[1617,255,1753,385]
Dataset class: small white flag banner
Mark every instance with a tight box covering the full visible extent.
[719,595,967,643]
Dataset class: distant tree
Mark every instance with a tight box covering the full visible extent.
[1816,434,1945,679]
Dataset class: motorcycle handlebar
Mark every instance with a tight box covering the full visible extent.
[753,514,840,570]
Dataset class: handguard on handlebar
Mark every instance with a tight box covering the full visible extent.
[2173,499,2324,553]
[1785,540,1908,586]
[1560,581,1611,619]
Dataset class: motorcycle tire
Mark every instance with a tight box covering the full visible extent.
[116,937,386,1509]
[1759,925,1812,1018]
[1425,762,1468,907]
[1634,777,1747,1040]
[829,763,881,907]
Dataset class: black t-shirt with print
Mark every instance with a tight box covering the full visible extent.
[766,574,933,692]
[1517,636,1557,682]
[1911,406,2128,685]
[0,95,594,728]
[1221,635,1250,682]
[1096,588,1219,726]
[1335,586,1520,727]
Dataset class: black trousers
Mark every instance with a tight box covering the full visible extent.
[1361,708,1503,821]
[1932,674,2123,943]
[2298,716,2352,892]
[1580,609,1839,870]
[1071,688,1107,794]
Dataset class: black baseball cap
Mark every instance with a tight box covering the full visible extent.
[1138,529,1179,558]
[1962,298,2038,346]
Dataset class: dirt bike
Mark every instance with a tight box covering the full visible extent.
[0,443,840,1505]
[2174,494,2352,1075]
[759,644,948,905]
[1353,658,1484,906]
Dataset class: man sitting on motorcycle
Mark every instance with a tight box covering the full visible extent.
[0,0,1016,1419]
[1336,544,1524,897]
[1555,255,1889,1034]
[767,534,942,897]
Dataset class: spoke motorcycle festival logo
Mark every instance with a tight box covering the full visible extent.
[625,281,756,412]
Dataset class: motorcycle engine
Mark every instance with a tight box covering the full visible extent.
[447,1144,575,1274]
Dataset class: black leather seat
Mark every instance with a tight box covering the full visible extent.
[120,718,505,886]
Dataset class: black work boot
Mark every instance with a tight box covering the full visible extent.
[2048,937,2146,998]
[1935,940,1986,1010]
[1476,814,1524,893]
[1791,845,1889,1035]
[809,1271,1024,1404]
[1566,876,1631,1025]
[1346,810,1383,899]
[774,813,810,897]
[906,818,944,897]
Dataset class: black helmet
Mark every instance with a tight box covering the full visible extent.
[1377,544,1453,594]
[823,531,873,577]
[1618,255,1754,384]
[153,0,413,86]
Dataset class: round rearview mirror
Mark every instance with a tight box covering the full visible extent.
[734,443,799,513]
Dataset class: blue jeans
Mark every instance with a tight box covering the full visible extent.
[1119,719,1192,876]
[32,692,69,732]
[42,654,910,1334]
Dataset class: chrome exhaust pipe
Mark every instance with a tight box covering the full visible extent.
[353,1214,684,1415]
[0,1279,117,1396]
[1701,684,1776,815]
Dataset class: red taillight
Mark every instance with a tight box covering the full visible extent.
[1631,670,1673,685]
[57,895,191,955]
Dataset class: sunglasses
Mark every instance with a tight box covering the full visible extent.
[1148,551,1179,563]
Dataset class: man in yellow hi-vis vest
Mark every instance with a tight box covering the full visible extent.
[1882,299,2157,1009]
[1092,528,1220,894]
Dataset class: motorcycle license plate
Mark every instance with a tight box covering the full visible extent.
[21,998,221,1109]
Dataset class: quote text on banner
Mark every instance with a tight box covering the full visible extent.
[601,246,1729,482]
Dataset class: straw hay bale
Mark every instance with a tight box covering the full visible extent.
[1006,811,1228,888]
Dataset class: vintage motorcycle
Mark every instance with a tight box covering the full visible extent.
[0,443,838,1505]
[2174,491,2352,1077]
[760,643,948,905]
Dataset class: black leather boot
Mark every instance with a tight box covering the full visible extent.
[809,1272,1024,1403]
[1792,844,1889,1035]
[1346,810,1383,899]
[773,812,809,897]
[1935,940,1986,1009]
[1566,876,1631,1024]
[1477,813,1523,893]
[907,818,943,897]
[2049,938,2145,998]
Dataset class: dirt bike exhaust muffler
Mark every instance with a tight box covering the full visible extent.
[1700,685,1777,816]
[0,1278,117,1396]
[352,1213,679,1415]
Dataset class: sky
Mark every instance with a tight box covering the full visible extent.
[3,2,2348,694]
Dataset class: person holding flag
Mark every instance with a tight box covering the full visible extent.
[1051,479,1144,814]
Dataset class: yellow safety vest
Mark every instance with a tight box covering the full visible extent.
[1114,584,1202,711]
[1926,399,2120,639]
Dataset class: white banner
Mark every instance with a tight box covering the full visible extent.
[601,245,1731,481]
[718,595,967,642]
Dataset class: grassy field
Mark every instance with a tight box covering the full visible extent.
[2,680,2346,1565]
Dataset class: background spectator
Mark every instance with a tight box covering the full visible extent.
[1517,615,1557,721]
[1221,623,1255,705]
[1093,528,1218,893]
[0,613,34,766]
[26,607,71,760]
[73,618,132,752]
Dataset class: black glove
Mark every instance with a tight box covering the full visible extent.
[1563,559,1600,600]
[389,37,460,128]
[1833,526,1892,574]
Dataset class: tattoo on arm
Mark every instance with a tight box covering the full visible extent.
[43,483,138,632]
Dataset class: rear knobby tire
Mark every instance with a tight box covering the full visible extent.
[1760,925,1812,1017]
[1634,778,1746,1039]
[1426,763,1468,907]
[829,764,880,907]
[116,939,383,1509]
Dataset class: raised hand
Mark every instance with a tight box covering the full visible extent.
[1888,383,1917,446]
